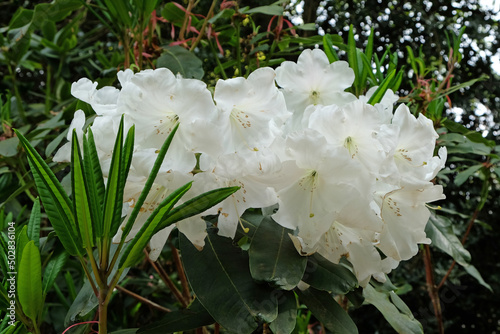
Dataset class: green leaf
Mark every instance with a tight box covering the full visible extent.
[425,213,471,266]
[367,69,396,105]
[109,330,138,334]
[137,298,214,333]
[119,182,193,269]
[18,241,43,322]
[269,291,297,334]
[323,34,340,63]
[249,216,307,290]
[302,254,358,294]
[161,2,199,25]
[27,198,41,248]
[462,265,492,291]
[157,46,204,79]
[454,164,483,186]
[243,4,283,16]
[297,288,358,334]
[180,229,278,333]
[102,118,134,241]
[71,131,94,249]
[14,129,82,256]
[15,226,30,270]
[347,25,360,95]
[101,0,132,26]
[82,128,105,239]
[0,137,19,157]
[442,119,495,147]
[154,186,240,233]
[8,8,33,29]
[42,249,69,296]
[363,283,423,334]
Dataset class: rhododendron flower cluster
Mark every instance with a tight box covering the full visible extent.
[55,48,446,284]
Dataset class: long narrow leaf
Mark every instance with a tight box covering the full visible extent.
[120,123,179,242]
[42,249,69,296]
[15,129,82,256]
[347,25,360,95]
[119,182,193,269]
[83,128,105,239]
[27,197,41,248]
[110,125,135,238]
[367,69,396,105]
[154,186,240,233]
[102,116,126,240]
[71,131,94,249]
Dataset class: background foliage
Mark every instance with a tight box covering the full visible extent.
[1,0,499,333]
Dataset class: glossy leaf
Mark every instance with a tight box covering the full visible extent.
[27,197,41,248]
[154,186,240,233]
[71,131,94,248]
[363,283,423,334]
[157,46,204,79]
[302,254,358,294]
[137,298,214,333]
[367,69,396,105]
[18,241,43,322]
[180,229,278,333]
[82,128,105,239]
[425,213,471,266]
[119,182,193,269]
[297,287,358,334]
[249,216,307,290]
[15,129,82,256]
[269,291,297,334]
[102,119,134,241]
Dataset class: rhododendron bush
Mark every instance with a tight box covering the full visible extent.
[41,47,444,332]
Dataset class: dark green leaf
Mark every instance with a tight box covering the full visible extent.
[425,213,471,266]
[102,118,132,241]
[71,131,94,249]
[269,291,297,334]
[27,198,41,248]
[157,46,204,79]
[243,5,283,16]
[155,186,240,232]
[249,216,307,290]
[302,254,358,294]
[323,34,340,63]
[363,283,423,334]
[137,298,214,333]
[42,249,69,296]
[18,241,43,322]
[83,128,105,239]
[443,119,496,147]
[367,69,396,105]
[297,287,358,334]
[15,129,82,256]
[180,230,278,333]
[454,164,482,186]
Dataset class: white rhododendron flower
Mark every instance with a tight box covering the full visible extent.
[275,48,357,131]
[214,67,289,154]
[56,47,447,285]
